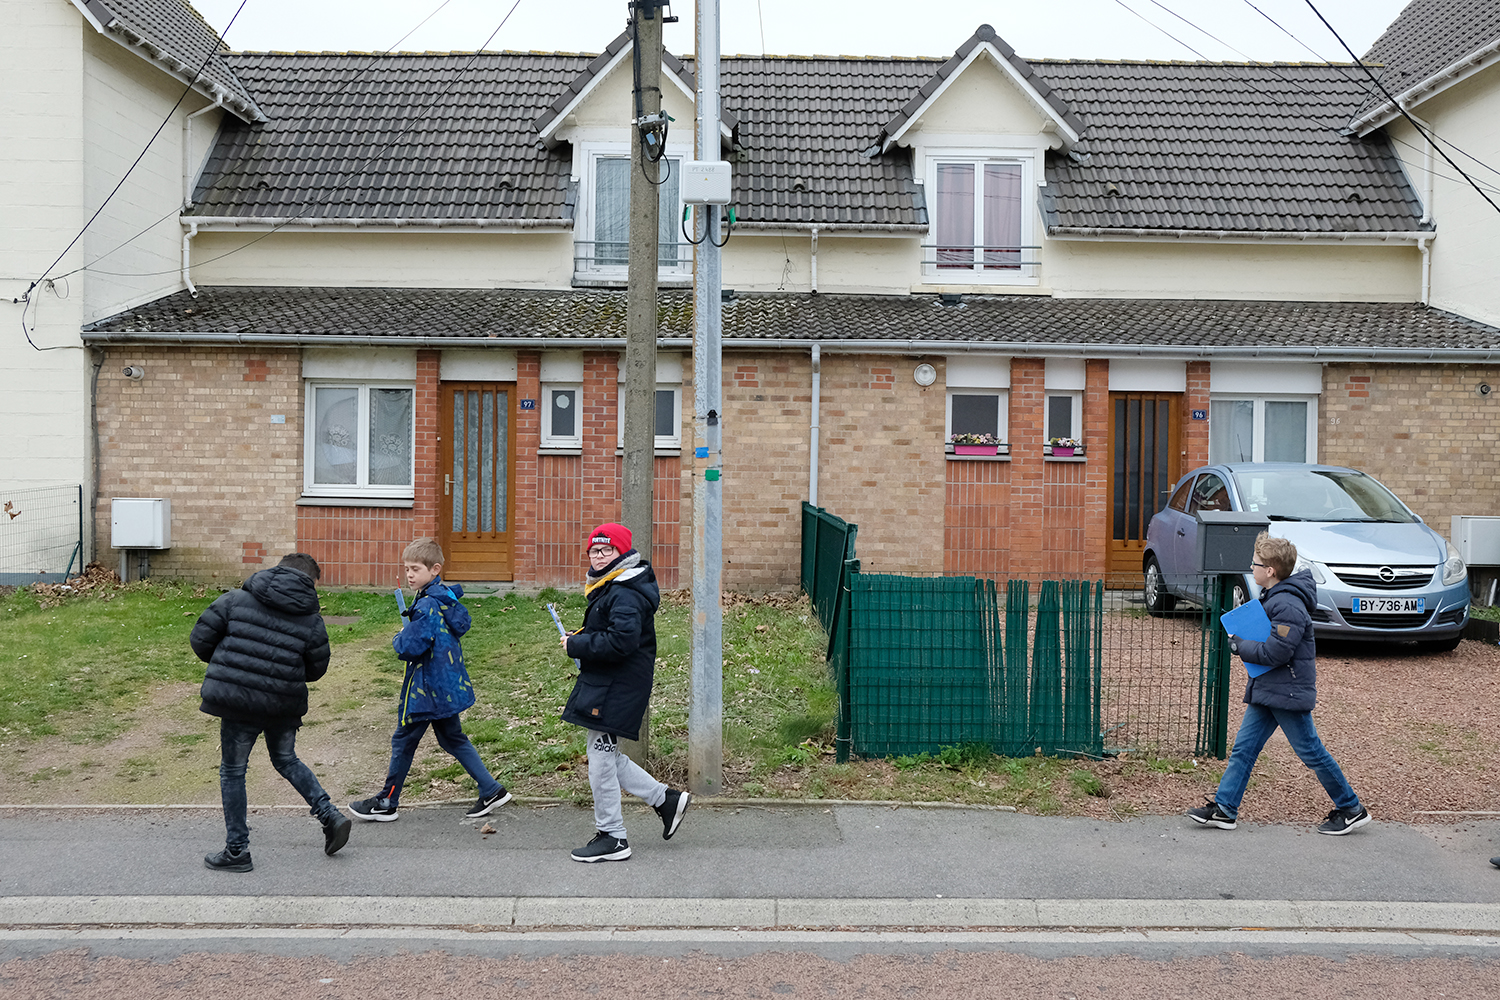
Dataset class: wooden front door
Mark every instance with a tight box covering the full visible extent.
[438,383,516,581]
[1106,392,1181,582]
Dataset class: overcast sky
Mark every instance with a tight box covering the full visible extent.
[190,0,1411,64]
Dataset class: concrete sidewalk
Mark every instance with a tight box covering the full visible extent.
[2,801,1498,932]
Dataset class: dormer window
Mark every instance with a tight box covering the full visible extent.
[922,149,1038,285]
[577,146,686,279]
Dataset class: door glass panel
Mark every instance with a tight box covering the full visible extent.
[451,397,466,529]
[1265,401,1308,462]
[465,391,480,531]
[1210,399,1254,463]
[1112,398,1127,540]
[494,391,508,531]
[480,392,494,532]
[313,386,358,485]
[1126,398,1141,540]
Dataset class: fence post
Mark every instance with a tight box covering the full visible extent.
[1200,575,1235,759]
[834,558,859,763]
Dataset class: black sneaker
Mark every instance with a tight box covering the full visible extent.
[1185,796,1237,830]
[349,796,398,822]
[654,787,691,840]
[323,813,352,856]
[1317,805,1372,835]
[204,847,253,872]
[465,787,513,818]
[1491,857,1500,869]
[571,831,631,863]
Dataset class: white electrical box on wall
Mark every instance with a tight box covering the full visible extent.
[682,160,732,204]
[1452,515,1500,566]
[112,498,172,549]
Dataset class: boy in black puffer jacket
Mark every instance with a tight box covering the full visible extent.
[191,552,351,871]
[1186,533,1371,836]
[559,523,691,862]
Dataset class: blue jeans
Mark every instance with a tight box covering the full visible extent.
[379,714,500,807]
[1215,704,1362,819]
[219,718,337,851]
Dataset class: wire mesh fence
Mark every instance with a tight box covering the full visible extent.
[0,485,84,585]
[802,503,1228,760]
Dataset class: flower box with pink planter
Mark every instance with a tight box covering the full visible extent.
[949,434,1004,457]
[1048,438,1083,458]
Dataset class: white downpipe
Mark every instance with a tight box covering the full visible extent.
[181,222,199,296]
[810,226,818,294]
[809,344,821,505]
[182,103,220,210]
[1419,234,1433,306]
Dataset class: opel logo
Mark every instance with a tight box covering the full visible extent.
[1378,566,1396,582]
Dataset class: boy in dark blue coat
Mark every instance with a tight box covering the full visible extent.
[559,523,691,862]
[192,552,351,871]
[350,539,511,822]
[1187,533,1371,835]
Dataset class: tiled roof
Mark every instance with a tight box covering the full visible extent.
[878,25,1086,148]
[1354,0,1500,126]
[183,33,1429,232]
[84,286,1500,355]
[86,0,264,122]
[191,52,584,220]
[1039,61,1426,233]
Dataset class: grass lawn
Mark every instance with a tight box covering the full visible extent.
[0,577,1153,814]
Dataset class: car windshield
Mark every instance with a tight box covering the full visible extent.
[1231,469,1417,523]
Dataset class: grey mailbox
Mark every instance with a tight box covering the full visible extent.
[1196,510,1270,575]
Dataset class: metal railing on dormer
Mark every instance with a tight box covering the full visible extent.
[920,243,1042,280]
[574,240,692,273]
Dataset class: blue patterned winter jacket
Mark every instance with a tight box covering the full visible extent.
[393,578,476,724]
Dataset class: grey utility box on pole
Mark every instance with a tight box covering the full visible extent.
[1195,510,1270,575]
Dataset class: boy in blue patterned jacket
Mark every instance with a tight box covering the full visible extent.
[350,538,511,822]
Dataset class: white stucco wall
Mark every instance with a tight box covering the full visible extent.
[906,51,1052,137]
[1395,67,1500,327]
[1,0,90,500]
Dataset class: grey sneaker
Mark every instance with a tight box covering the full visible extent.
[204,847,253,872]
[1317,806,1371,835]
[571,831,631,863]
[1185,796,1237,830]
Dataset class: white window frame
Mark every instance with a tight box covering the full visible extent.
[1044,391,1084,447]
[945,389,1010,448]
[1208,395,1318,464]
[576,141,689,279]
[540,384,583,449]
[616,384,683,450]
[302,380,415,499]
[921,145,1038,285]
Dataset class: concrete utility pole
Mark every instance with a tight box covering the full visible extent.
[621,1,665,562]
[620,0,667,764]
[689,0,724,796]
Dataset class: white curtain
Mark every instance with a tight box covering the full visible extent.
[935,163,975,267]
[983,163,1022,269]
[594,157,631,265]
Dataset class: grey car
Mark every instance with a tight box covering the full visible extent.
[1142,463,1469,650]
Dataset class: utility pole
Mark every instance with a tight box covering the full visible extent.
[620,0,669,764]
[689,0,724,796]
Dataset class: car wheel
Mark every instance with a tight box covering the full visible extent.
[1416,635,1462,653]
[1144,557,1176,617]
[1231,582,1249,609]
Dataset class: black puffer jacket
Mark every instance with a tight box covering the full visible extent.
[1234,569,1318,712]
[192,565,331,725]
[560,552,659,741]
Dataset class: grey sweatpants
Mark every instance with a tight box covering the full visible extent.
[586,729,667,838]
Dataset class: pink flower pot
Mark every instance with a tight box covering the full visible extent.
[1052,446,1076,457]
[954,444,996,455]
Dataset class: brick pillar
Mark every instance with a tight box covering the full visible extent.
[1185,360,1211,470]
[514,352,541,583]
[414,350,440,541]
[1083,358,1110,579]
[581,351,621,532]
[1009,357,1045,580]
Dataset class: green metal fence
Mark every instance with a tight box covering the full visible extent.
[800,505,1232,761]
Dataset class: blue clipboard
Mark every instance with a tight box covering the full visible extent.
[394,588,407,616]
[1219,599,1275,677]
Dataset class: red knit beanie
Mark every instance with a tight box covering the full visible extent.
[585,522,632,554]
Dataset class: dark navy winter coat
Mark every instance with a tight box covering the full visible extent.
[192,565,330,725]
[1233,568,1319,712]
[560,553,660,741]
[393,578,476,724]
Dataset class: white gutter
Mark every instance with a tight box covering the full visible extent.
[1350,38,1500,134]
[1048,227,1431,244]
[809,344,820,506]
[182,103,222,211]
[182,216,573,233]
[77,332,1500,363]
[809,226,818,294]
[180,222,199,297]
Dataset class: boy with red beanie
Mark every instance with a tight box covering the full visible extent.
[558,522,691,862]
